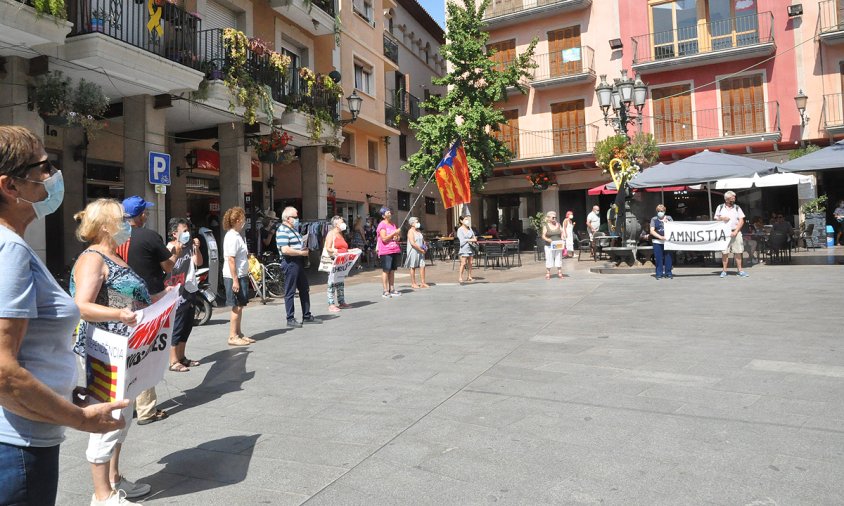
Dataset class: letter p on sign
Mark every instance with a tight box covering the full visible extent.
[148,152,171,185]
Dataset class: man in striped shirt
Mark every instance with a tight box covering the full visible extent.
[276,206,317,328]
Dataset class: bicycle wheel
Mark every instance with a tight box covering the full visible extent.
[264,263,285,297]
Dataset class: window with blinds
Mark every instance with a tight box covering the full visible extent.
[487,39,515,72]
[651,84,693,143]
[551,100,585,154]
[720,74,764,136]
[493,109,519,158]
[547,26,582,78]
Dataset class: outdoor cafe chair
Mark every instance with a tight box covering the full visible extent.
[504,239,521,267]
[765,231,791,264]
[576,231,592,261]
[483,243,508,269]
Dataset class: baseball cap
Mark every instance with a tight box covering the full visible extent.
[122,196,155,218]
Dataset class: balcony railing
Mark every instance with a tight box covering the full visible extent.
[385,88,421,127]
[483,0,588,21]
[197,29,287,102]
[496,124,598,160]
[68,0,201,66]
[651,101,780,145]
[531,46,595,82]
[311,0,335,17]
[823,93,844,129]
[384,32,399,65]
[632,12,773,65]
[819,0,844,34]
[283,68,340,122]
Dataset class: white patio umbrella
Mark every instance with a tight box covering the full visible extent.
[714,172,812,190]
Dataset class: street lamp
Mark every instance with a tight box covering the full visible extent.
[339,90,363,125]
[794,89,808,126]
[596,69,648,138]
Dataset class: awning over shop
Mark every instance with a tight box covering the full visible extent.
[780,140,844,172]
[628,150,778,188]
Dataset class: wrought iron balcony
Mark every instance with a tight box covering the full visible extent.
[282,68,340,122]
[823,93,844,135]
[68,0,201,66]
[819,0,844,45]
[531,46,595,88]
[495,124,598,161]
[631,12,774,73]
[651,100,780,147]
[385,88,421,127]
[483,0,591,29]
[383,32,399,65]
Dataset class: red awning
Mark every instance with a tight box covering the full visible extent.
[195,149,220,172]
[587,183,690,195]
[587,183,617,195]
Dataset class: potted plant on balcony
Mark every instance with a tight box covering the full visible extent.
[252,129,291,163]
[32,71,71,126]
[90,9,106,31]
[201,60,223,81]
[32,0,67,19]
[298,68,343,141]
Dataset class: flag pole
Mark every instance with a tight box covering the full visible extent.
[397,138,461,230]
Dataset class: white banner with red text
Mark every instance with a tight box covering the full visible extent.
[327,249,362,285]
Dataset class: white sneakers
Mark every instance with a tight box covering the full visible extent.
[90,490,137,506]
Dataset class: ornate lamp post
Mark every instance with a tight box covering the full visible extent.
[596,70,647,139]
[794,89,808,147]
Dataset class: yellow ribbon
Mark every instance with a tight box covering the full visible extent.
[608,157,625,188]
[147,0,163,36]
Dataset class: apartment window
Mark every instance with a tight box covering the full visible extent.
[425,197,436,215]
[399,134,407,160]
[651,85,693,143]
[368,140,378,171]
[354,62,373,95]
[353,0,374,24]
[548,26,582,78]
[493,109,519,158]
[338,131,354,163]
[398,191,410,211]
[487,39,515,72]
[551,99,586,154]
[720,74,765,136]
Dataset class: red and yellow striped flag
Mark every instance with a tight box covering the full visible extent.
[87,355,119,403]
[435,140,472,209]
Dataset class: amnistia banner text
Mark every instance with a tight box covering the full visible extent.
[663,221,731,251]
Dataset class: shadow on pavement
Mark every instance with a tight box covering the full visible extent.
[141,434,260,500]
[347,301,375,308]
[163,349,255,416]
[250,327,289,341]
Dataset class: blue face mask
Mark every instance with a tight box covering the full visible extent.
[17,170,64,220]
[113,220,132,246]
[291,218,300,228]
[179,231,191,244]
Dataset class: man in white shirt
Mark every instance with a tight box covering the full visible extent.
[714,191,748,278]
[585,205,601,259]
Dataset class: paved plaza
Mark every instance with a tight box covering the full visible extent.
[57,252,844,505]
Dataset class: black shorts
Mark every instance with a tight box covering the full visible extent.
[171,296,195,346]
[224,276,249,307]
[380,252,401,272]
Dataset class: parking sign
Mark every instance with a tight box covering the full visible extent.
[148,152,171,185]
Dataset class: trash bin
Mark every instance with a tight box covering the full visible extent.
[827,225,835,247]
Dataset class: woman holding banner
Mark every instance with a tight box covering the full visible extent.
[0,127,128,506]
[71,198,158,504]
[324,216,352,312]
[541,211,564,279]
[649,204,674,279]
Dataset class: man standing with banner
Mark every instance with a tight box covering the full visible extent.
[714,191,749,278]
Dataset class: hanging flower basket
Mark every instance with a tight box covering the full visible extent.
[258,151,282,163]
[40,114,70,127]
[526,172,556,191]
[252,129,291,163]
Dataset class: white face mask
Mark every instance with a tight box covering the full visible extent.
[463,220,471,227]
[338,222,347,231]
[414,222,421,229]
[179,231,191,244]
[657,211,665,218]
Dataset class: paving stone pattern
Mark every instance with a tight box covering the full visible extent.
[57,257,844,505]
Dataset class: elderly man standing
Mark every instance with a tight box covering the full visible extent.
[119,196,178,425]
[276,206,319,328]
[585,205,601,258]
[714,191,749,278]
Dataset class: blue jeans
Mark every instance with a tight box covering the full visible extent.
[0,441,60,505]
[653,243,673,277]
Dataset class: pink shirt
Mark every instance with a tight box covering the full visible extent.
[376,221,401,256]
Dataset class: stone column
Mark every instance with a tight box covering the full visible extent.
[61,128,86,265]
[218,122,252,213]
[300,146,327,220]
[166,142,189,221]
[540,187,558,216]
[123,95,167,234]
[0,57,47,260]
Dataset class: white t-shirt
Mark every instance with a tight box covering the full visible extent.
[222,229,249,278]
[714,204,745,231]
[586,211,601,236]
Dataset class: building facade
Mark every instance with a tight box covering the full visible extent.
[481,0,844,237]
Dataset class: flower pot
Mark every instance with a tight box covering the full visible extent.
[91,18,104,32]
[257,152,281,163]
[208,69,223,80]
[40,114,69,127]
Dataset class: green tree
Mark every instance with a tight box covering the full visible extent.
[401,0,537,188]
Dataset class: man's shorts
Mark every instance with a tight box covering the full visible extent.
[722,231,744,255]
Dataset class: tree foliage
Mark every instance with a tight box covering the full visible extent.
[400,0,537,188]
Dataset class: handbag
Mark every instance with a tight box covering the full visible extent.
[318,234,335,272]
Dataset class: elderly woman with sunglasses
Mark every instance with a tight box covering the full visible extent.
[0,127,127,506]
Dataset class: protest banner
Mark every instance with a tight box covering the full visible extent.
[664,221,731,251]
[327,248,362,285]
[84,288,180,413]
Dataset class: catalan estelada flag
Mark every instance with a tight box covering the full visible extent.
[87,355,119,403]
[435,139,471,209]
